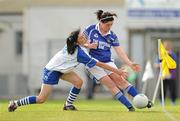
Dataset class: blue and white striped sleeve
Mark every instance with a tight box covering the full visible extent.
[83,26,90,40]
[77,47,97,68]
[83,25,96,40]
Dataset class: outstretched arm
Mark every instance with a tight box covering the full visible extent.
[77,46,127,78]
[113,46,141,72]
[96,61,127,78]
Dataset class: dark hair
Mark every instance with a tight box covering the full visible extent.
[95,10,117,23]
[66,29,80,55]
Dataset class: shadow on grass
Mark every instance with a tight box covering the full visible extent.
[78,109,124,113]
[78,109,162,113]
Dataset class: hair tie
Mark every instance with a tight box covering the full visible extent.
[68,36,73,41]
[100,16,114,21]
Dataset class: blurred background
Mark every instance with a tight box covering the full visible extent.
[0,0,179,101]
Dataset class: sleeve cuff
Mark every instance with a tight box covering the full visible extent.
[112,43,120,46]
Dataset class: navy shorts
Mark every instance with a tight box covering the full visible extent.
[42,68,64,85]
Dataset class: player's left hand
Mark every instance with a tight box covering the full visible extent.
[118,69,128,79]
[130,63,141,72]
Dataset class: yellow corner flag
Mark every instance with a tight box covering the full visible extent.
[159,40,176,79]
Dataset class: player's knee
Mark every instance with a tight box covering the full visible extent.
[36,96,47,104]
[73,79,83,88]
[107,84,119,95]
[121,81,130,89]
[116,78,129,89]
[106,81,117,90]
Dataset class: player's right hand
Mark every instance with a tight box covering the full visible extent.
[84,42,98,49]
[130,63,141,72]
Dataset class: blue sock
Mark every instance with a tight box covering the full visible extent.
[15,96,36,106]
[114,91,132,109]
[125,85,138,97]
[66,87,80,106]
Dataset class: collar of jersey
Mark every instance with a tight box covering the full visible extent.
[95,23,111,36]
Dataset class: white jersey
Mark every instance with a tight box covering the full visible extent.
[45,45,97,73]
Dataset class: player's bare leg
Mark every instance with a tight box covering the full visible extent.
[8,84,52,112]
[99,75,135,111]
[109,73,153,108]
[61,71,83,111]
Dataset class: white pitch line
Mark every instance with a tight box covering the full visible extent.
[162,109,177,121]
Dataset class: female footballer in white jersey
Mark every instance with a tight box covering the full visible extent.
[8,29,127,112]
[83,10,152,111]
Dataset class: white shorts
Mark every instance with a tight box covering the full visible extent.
[86,61,118,82]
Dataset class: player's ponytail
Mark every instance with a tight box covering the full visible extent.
[95,10,117,23]
[66,29,80,55]
[95,10,104,20]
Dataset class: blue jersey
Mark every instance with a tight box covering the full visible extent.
[83,24,120,62]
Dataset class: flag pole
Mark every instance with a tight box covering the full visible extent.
[152,68,161,104]
[152,39,165,108]
[158,39,165,108]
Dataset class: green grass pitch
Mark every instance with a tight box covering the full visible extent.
[0,99,180,121]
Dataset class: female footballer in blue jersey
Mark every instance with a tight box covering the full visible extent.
[83,10,152,111]
[8,29,127,112]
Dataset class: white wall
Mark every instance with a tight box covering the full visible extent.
[0,15,28,98]
[0,15,22,74]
